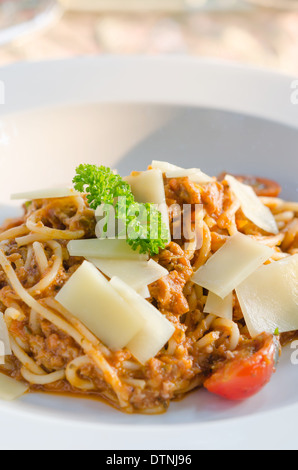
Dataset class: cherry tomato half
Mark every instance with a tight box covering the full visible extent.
[218,173,281,197]
[204,333,280,401]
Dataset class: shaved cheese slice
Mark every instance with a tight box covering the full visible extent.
[236,255,298,338]
[225,175,279,234]
[192,232,274,299]
[125,169,165,205]
[151,160,213,184]
[110,277,175,364]
[0,313,11,358]
[55,261,145,350]
[151,160,181,173]
[166,168,213,184]
[87,258,168,297]
[0,373,28,401]
[124,169,171,242]
[67,239,148,261]
[138,285,151,299]
[11,187,79,200]
[204,291,233,321]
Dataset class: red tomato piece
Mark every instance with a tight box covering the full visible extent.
[204,333,280,401]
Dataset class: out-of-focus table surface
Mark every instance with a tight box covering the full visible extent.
[0,7,298,76]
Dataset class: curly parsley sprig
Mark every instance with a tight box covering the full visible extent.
[73,164,169,256]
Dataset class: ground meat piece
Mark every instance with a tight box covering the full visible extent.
[150,271,189,316]
[156,242,193,282]
[29,320,82,371]
[201,182,224,218]
[165,178,202,205]
[9,319,28,343]
[150,242,193,316]
[69,210,96,238]
[280,331,298,347]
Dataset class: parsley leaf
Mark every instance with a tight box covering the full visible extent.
[73,164,168,256]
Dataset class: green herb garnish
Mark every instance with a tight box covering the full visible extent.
[73,164,168,256]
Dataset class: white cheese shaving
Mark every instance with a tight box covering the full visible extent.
[151,160,213,184]
[192,232,274,299]
[138,285,151,299]
[11,187,79,200]
[204,291,233,321]
[124,169,165,205]
[0,373,28,401]
[124,169,171,243]
[166,168,213,184]
[87,258,168,297]
[55,261,145,350]
[151,161,181,173]
[225,175,279,235]
[236,255,298,338]
[67,239,148,261]
[110,277,175,364]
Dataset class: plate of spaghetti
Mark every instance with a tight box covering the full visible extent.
[0,57,297,450]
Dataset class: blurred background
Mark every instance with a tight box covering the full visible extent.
[0,0,298,75]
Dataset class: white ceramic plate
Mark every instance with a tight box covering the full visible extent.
[0,57,297,450]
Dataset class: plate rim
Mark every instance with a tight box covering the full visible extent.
[0,55,297,128]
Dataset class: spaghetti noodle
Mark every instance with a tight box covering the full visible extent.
[0,169,296,413]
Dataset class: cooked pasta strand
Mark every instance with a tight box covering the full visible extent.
[21,367,65,385]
